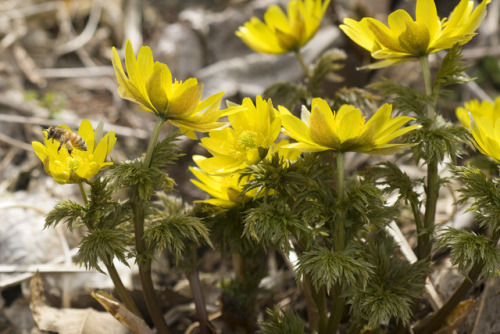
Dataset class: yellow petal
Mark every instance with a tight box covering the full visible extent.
[168,80,203,117]
[146,63,171,113]
[281,111,317,147]
[93,132,117,163]
[124,41,147,97]
[78,120,94,152]
[308,99,339,148]
[416,0,440,41]
[366,17,406,53]
[335,104,362,143]
[264,4,290,33]
[137,45,155,79]
[339,18,378,52]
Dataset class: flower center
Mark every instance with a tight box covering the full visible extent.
[66,156,81,170]
[238,130,259,150]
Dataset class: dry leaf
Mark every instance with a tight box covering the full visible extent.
[435,299,476,334]
[29,272,128,334]
[92,290,153,334]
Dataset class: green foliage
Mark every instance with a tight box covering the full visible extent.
[240,153,295,199]
[309,48,346,94]
[78,228,130,272]
[108,133,180,200]
[333,87,380,112]
[86,178,130,230]
[109,158,174,200]
[369,79,429,116]
[243,201,305,252]
[197,203,264,255]
[349,236,428,327]
[242,153,336,204]
[345,182,394,232]
[404,118,470,164]
[263,82,309,111]
[474,55,500,88]
[439,228,500,279]
[45,200,86,230]
[259,307,306,334]
[363,162,421,206]
[145,192,211,261]
[241,154,337,249]
[297,245,374,293]
[150,130,183,168]
[45,179,133,272]
[263,48,346,108]
[453,165,500,234]
[433,44,470,94]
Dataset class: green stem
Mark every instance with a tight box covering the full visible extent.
[294,50,312,82]
[335,152,345,251]
[78,182,88,206]
[413,262,484,334]
[133,116,170,334]
[302,274,320,333]
[326,286,345,334]
[186,246,213,334]
[419,56,434,119]
[315,288,327,334]
[415,231,500,333]
[144,117,166,167]
[418,55,439,261]
[187,268,213,334]
[325,152,346,334]
[77,183,142,319]
[419,159,439,260]
[105,261,143,319]
[232,253,244,283]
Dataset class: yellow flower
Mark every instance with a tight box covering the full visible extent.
[236,0,330,54]
[32,120,116,184]
[456,97,500,162]
[197,96,282,174]
[190,155,259,208]
[112,40,239,139]
[339,0,490,69]
[190,140,299,208]
[456,96,500,130]
[280,98,419,154]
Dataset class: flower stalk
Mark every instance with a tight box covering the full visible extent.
[294,50,312,82]
[187,245,213,334]
[419,56,434,120]
[335,152,345,252]
[133,116,170,334]
[419,55,439,261]
[77,182,142,319]
[325,152,346,334]
[78,182,88,205]
[106,259,143,319]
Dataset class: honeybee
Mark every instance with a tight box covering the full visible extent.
[46,126,88,156]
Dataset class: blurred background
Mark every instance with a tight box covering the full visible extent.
[0,0,498,332]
